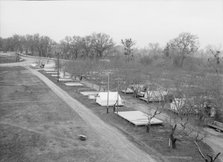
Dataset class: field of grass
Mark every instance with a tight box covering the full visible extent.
[39,69,219,162]
[0,52,21,63]
[0,66,128,162]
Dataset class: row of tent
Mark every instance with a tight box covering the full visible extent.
[34,61,210,116]
[121,85,169,102]
[33,62,164,126]
[30,61,124,107]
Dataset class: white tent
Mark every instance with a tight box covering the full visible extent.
[121,88,134,94]
[64,82,83,86]
[96,92,124,106]
[30,63,38,67]
[59,78,73,82]
[141,90,168,102]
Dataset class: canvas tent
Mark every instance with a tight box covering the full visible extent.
[64,82,83,86]
[96,92,124,106]
[30,63,38,67]
[59,78,73,82]
[140,90,168,102]
[121,88,134,94]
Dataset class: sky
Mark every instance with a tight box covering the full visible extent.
[0,0,223,48]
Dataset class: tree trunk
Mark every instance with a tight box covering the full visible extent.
[146,123,150,133]
[169,136,177,149]
[169,124,177,149]
[179,56,185,67]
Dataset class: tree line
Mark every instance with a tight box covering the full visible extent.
[0,33,114,59]
[0,34,55,57]
[0,32,222,68]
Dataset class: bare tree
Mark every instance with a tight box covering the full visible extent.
[60,36,72,59]
[121,38,135,62]
[79,36,94,58]
[166,32,199,67]
[70,36,82,59]
[147,42,163,56]
[193,133,221,162]
[91,33,114,57]
[146,107,161,133]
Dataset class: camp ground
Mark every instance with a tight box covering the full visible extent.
[115,111,163,126]
[64,82,83,87]
[140,90,168,102]
[96,92,124,106]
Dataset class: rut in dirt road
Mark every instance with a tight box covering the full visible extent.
[27,67,165,162]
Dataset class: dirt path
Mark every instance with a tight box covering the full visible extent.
[26,67,159,162]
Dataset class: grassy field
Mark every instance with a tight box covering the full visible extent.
[0,66,128,162]
[0,52,21,63]
[39,69,219,162]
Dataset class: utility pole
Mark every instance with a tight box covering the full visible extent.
[117,79,119,113]
[107,73,110,113]
[57,52,60,82]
